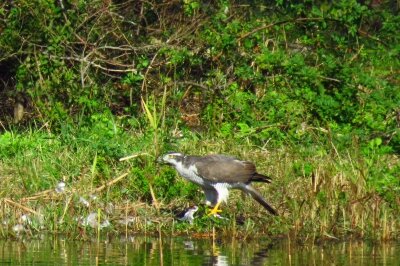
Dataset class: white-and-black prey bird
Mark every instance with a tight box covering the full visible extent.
[177,205,199,224]
[157,152,277,216]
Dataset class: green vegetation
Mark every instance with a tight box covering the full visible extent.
[0,1,399,241]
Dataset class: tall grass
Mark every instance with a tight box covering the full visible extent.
[0,122,399,241]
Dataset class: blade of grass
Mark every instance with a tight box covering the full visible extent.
[141,97,157,130]
[90,152,98,191]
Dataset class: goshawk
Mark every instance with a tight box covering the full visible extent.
[157,152,277,216]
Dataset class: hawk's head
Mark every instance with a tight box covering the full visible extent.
[157,152,185,166]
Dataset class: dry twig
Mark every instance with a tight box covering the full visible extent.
[3,198,40,215]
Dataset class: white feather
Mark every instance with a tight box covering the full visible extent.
[174,161,206,186]
[214,183,231,203]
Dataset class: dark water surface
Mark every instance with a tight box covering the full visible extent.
[0,236,399,265]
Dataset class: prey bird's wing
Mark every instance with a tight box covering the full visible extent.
[195,155,256,183]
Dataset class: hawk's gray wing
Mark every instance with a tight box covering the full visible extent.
[194,155,256,183]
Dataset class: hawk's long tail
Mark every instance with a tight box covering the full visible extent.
[251,173,272,183]
[244,185,278,215]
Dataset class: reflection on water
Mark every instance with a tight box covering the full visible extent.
[0,236,399,265]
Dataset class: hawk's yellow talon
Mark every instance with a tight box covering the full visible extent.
[208,202,222,216]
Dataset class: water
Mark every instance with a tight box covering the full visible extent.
[0,236,399,265]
